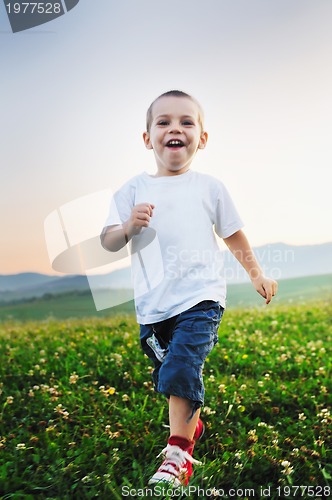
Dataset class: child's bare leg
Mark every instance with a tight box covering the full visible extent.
[169,395,200,440]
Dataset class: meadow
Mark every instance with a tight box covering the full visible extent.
[0,300,331,499]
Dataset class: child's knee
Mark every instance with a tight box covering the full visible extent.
[158,354,204,401]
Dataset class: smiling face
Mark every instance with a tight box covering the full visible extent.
[143,95,208,176]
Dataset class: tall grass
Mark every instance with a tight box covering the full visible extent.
[0,302,331,498]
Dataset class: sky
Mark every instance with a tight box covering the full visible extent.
[1,0,332,275]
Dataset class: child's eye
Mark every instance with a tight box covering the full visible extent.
[182,120,194,126]
[157,120,169,126]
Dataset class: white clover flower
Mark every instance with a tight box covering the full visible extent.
[279,353,288,362]
[203,406,216,415]
[54,404,69,419]
[81,475,91,483]
[112,447,120,463]
[281,460,294,475]
[317,408,330,419]
[69,373,79,384]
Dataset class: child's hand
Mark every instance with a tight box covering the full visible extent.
[251,275,278,304]
[125,203,155,236]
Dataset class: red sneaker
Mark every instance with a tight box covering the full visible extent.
[193,418,205,441]
[148,444,201,487]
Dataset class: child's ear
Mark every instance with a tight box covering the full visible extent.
[198,131,208,150]
[143,132,153,149]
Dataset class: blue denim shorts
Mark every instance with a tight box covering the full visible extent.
[140,301,224,416]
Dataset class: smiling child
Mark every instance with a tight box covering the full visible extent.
[101,90,277,487]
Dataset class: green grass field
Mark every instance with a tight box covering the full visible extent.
[0,300,331,498]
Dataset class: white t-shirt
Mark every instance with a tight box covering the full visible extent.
[104,170,243,324]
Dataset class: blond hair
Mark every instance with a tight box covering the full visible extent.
[146,90,204,133]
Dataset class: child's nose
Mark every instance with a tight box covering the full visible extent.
[168,123,183,134]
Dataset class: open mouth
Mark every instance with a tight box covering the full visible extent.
[165,139,185,148]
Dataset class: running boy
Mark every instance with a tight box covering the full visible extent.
[101,90,278,487]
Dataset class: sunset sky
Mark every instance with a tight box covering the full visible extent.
[1,0,331,275]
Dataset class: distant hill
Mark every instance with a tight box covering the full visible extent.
[0,242,331,304]
[224,241,332,283]
[0,274,88,302]
[0,272,61,291]
[0,268,134,303]
[0,274,330,321]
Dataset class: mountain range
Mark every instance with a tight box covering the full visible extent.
[1,242,331,304]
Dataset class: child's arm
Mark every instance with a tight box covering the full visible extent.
[223,229,278,304]
[101,202,155,252]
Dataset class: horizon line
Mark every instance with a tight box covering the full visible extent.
[1,240,332,277]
